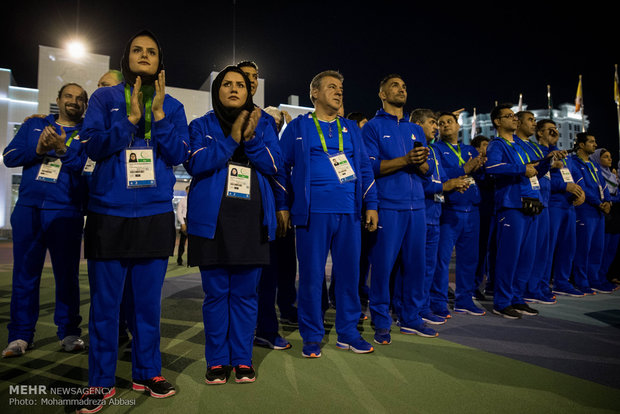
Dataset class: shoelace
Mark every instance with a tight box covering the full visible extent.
[152,376,166,382]
[237,365,252,370]
[210,365,223,370]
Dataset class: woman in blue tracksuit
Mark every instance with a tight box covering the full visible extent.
[185,66,281,384]
[590,148,620,293]
[78,30,188,410]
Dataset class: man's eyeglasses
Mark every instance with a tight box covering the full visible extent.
[540,128,559,137]
[498,113,517,120]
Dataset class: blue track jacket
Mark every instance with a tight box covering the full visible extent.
[432,140,481,211]
[80,82,189,217]
[423,145,446,225]
[274,113,377,226]
[572,154,610,212]
[485,135,551,210]
[3,114,86,211]
[361,109,431,210]
[549,145,584,209]
[185,111,281,241]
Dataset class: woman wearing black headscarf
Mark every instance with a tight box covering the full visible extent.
[185,66,282,384]
[78,30,189,410]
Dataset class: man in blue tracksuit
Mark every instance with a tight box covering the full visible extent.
[515,111,556,305]
[571,133,611,294]
[485,104,553,319]
[2,83,88,358]
[274,70,378,358]
[411,109,469,327]
[362,74,435,343]
[541,121,587,297]
[431,112,486,318]
[471,135,493,299]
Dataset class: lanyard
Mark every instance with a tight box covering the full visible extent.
[65,130,78,146]
[125,83,153,141]
[585,161,600,185]
[311,112,343,153]
[500,137,530,164]
[526,140,544,158]
[50,123,78,146]
[430,146,441,180]
[444,141,465,166]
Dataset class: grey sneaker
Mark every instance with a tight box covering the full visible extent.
[2,339,30,358]
[60,335,85,352]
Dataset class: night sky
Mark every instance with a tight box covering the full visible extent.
[2,2,618,155]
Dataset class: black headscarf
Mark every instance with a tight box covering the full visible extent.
[120,30,164,86]
[211,66,255,138]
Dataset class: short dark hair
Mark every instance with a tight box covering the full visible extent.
[471,135,490,149]
[237,60,258,71]
[535,119,556,139]
[346,112,367,124]
[379,74,404,91]
[409,108,436,124]
[58,83,88,102]
[437,111,458,122]
[516,110,534,121]
[575,132,592,148]
[490,103,513,128]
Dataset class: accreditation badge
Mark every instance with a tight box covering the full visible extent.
[529,175,541,190]
[599,184,605,200]
[226,163,252,199]
[328,152,357,183]
[82,157,96,176]
[36,156,62,183]
[560,167,574,183]
[125,148,156,188]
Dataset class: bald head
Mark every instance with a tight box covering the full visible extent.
[97,70,124,88]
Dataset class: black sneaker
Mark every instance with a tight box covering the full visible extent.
[279,313,298,326]
[492,306,521,319]
[132,376,176,398]
[76,386,116,413]
[205,365,228,385]
[512,303,539,316]
[233,365,256,383]
[473,289,487,301]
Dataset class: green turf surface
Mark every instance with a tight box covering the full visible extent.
[1,256,620,413]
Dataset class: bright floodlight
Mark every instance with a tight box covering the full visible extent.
[67,40,86,58]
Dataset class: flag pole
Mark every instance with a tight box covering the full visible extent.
[547,85,552,119]
[615,64,620,160]
[470,107,477,142]
[579,75,585,132]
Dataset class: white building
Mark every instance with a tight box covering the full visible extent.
[459,104,589,149]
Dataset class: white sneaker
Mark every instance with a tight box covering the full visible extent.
[60,335,85,352]
[2,339,29,358]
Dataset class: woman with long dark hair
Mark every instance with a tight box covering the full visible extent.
[185,65,281,384]
[77,30,189,412]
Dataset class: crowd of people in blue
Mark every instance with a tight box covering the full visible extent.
[3,30,619,413]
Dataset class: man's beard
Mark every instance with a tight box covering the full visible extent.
[63,105,83,122]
